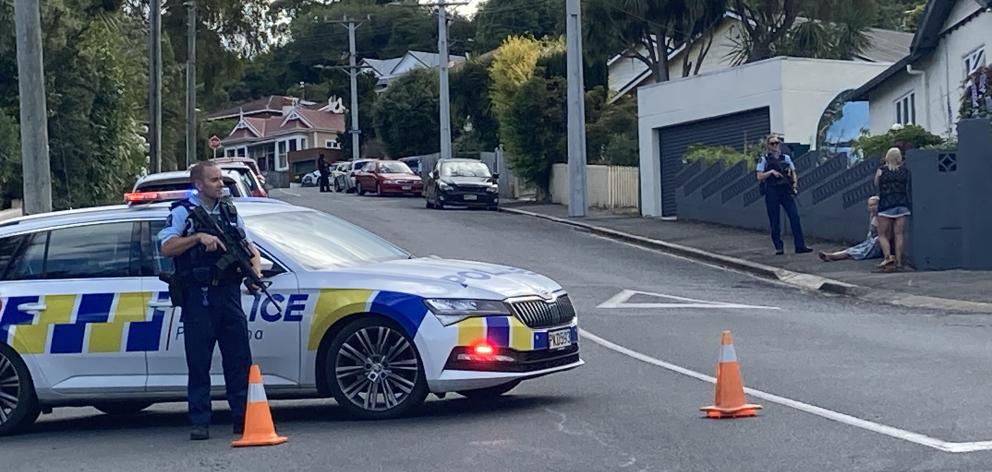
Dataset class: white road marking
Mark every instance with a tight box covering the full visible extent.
[597,289,780,311]
[579,328,992,453]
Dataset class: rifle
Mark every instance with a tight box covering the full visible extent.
[188,204,283,315]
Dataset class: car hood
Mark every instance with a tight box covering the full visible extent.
[310,257,562,300]
[383,173,421,181]
[443,177,493,186]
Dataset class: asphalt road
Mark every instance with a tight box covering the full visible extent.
[5,187,992,472]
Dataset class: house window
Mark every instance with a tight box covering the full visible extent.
[895,92,916,126]
[965,47,985,77]
[326,139,341,150]
[276,140,288,171]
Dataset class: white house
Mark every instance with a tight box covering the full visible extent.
[609,12,913,104]
[362,51,467,93]
[636,57,891,218]
[852,0,992,137]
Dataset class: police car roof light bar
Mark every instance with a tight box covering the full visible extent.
[124,190,193,204]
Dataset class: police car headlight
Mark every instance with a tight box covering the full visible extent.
[424,299,509,326]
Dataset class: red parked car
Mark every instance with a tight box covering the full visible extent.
[355,160,423,196]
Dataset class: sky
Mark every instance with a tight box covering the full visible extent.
[442,0,483,17]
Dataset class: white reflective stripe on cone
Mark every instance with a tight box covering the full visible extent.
[248,383,268,403]
[719,344,737,363]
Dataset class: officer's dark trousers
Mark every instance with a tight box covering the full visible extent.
[319,172,330,192]
[764,185,807,251]
[182,283,251,427]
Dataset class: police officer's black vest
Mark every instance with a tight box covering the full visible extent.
[763,154,791,188]
[171,198,245,285]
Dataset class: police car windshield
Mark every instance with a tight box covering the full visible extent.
[245,211,409,269]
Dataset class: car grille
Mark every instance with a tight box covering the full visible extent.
[509,295,576,329]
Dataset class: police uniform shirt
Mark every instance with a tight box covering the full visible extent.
[755,154,795,173]
[157,193,253,246]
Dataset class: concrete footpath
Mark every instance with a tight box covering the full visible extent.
[502,203,992,313]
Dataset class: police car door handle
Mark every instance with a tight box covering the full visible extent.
[17,302,46,312]
[147,300,173,309]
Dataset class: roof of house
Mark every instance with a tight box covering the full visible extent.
[222,107,346,144]
[363,50,467,79]
[853,0,988,100]
[860,28,915,63]
[207,96,319,121]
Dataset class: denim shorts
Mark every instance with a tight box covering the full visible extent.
[878,206,911,218]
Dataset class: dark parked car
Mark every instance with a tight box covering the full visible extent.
[423,159,499,210]
[399,156,422,176]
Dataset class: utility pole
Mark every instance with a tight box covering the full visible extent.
[566,0,587,217]
[185,0,196,168]
[434,1,468,161]
[320,16,368,162]
[13,0,52,214]
[345,20,360,161]
[149,0,162,173]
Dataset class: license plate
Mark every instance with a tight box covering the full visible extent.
[402,186,412,190]
[548,328,572,350]
[463,194,478,201]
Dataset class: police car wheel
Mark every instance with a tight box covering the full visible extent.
[457,380,520,400]
[0,344,40,436]
[93,402,154,416]
[326,318,428,419]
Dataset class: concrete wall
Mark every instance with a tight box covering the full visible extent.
[909,118,992,270]
[867,6,990,137]
[551,164,640,209]
[638,57,891,217]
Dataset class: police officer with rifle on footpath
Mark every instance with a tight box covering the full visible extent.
[158,161,278,441]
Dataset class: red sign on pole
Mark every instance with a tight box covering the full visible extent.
[208,135,222,150]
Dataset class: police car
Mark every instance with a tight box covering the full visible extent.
[0,195,581,434]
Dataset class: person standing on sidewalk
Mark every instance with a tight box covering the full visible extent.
[874,147,912,271]
[317,154,331,193]
[756,136,812,255]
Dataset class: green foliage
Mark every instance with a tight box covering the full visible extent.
[372,69,440,158]
[473,0,565,52]
[0,110,21,203]
[684,142,763,172]
[585,0,726,83]
[853,125,944,159]
[488,36,566,197]
[727,0,878,65]
[602,134,640,167]
[961,65,992,120]
[450,60,500,152]
[500,75,567,198]
[586,93,639,165]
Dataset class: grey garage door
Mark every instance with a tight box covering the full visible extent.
[658,107,770,217]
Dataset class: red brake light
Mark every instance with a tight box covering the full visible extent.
[124,192,161,203]
[473,344,494,355]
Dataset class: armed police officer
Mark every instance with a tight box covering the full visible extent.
[756,135,812,256]
[158,161,261,441]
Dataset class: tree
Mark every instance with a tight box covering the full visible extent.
[473,0,565,52]
[585,0,726,84]
[450,60,500,153]
[372,69,440,158]
[489,36,566,197]
[0,110,20,208]
[727,0,879,64]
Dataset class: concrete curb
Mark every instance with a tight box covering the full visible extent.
[500,207,992,314]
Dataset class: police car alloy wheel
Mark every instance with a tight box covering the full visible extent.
[326,318,428,419]
[0,344,40,436]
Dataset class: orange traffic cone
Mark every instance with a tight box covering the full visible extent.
[700,330,762,419]
[232,365,288,447]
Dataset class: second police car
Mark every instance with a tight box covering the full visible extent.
[0,195,581,434]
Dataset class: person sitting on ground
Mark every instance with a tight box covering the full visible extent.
[818,196,882,262]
